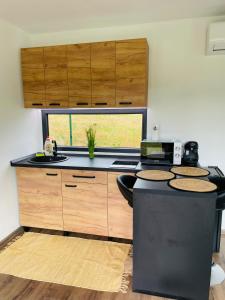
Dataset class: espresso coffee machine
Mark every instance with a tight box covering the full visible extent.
[182,141,199,166]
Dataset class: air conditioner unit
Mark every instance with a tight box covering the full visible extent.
[207,22,225,55]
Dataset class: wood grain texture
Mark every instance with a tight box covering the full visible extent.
[44,45,67,68]
[91,41,115,68]
[67,43,91,68]
[62,170,107,185]
[116,39,148,107]
[21,47,44,69]
[69,95,91,107]
[91,96,116,107]
[108,172,133,239]
[16,168,63,230]
[21,38,149,108]
[19,193,63,230]
[22,68,45,106]
[116,39,147,79]
[45,67,68,104]
[68,67,91,97]
[0,230,224,299]
[16,168,62,196]
[63,182,108,236]
[116,78,146,107]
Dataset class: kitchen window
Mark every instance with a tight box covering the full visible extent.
[42,108,147,153]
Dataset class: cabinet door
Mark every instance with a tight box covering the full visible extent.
[16,168,63,230]
[21,48,46,108]
[116,39,148,107]
[21,47,44,69]
[67,44,91,107]
[45,68,69,107]
[116,39,147,79]
[44,45,67,68]
[22,68,46,108]
[108,172,133,239]
[63,182,108,236]
[91,41,115,68]
[68,67,91,97]
[116,78,146,107]
[91,42,116,106]
[67,43,90,68]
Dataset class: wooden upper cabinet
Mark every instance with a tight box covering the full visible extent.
[21,47,44,69]
[44,45,67,68]
[67,43,90,68]
[91,41,115,68]
[21,38,148,108]
[21,47,46,108]
[116,38,148,107]
[45,68,69,108]
[67,44,91,107]
[91,41,116,106]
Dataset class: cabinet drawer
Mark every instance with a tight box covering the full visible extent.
[63,182,108,236]
[62,170,107,184]
[16,168,62,196]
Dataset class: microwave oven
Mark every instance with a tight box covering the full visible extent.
[140,140,182,166]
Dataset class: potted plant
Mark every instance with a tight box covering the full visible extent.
[86,125,96,159]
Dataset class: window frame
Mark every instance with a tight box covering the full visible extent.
[41,108,147,153]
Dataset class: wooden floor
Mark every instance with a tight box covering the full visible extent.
[0,230,225,300]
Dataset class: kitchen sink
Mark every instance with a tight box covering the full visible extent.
[110,160,139,169]
[28,155,68,164]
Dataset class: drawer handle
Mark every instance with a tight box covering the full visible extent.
[77,102,88,106]
[119,101,132,105]
[49,103,60,106]
[65,184,77,188]
[94,103,107,106]
[72,175,96,179]
[32,103,43,106]
[46,173,58,176]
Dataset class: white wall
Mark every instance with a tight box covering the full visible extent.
[0,19,42,241]
[29,16,225,227]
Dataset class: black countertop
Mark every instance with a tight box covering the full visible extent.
[10,153,142,173]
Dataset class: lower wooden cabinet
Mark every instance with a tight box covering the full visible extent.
[108,172,133,239]
[16,168,133,239]
[62,182,108,236]
[16,168,63,230]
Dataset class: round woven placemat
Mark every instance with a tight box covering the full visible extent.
[170,166,209,177]
[136,170,175,181]
[169,178,217,193]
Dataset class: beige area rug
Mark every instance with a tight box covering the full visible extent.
[0,232,131,293]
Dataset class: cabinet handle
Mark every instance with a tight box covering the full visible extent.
[119,101,132,105]
[46,173,58,176]
[72,175,96,179]
[77,102,88,106]
[94,103,107,106]
[32,103,43,106]
[49,103,60,106]
[65,184,77,188]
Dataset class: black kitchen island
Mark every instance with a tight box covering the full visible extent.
[133,168,218,300]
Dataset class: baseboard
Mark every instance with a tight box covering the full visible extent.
[0,227,24,250]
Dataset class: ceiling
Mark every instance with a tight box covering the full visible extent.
[0,0,225,33]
